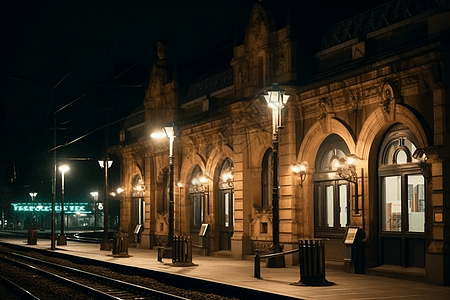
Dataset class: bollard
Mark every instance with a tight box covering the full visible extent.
[27,229,37,245]
[254,249,261,279]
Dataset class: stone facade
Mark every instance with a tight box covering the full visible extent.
[111,0,450,285]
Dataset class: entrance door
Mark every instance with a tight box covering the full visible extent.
[378,124,426,268]
[380,174,425,267]
[190,192,204,245]
[219,189,233,250]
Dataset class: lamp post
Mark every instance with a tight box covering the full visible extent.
[98,159,113,250]
[29,192,37,228]
[90,192,98,231]
[264,83,289,268]
[57,165,69,246]
[151,125,175,248]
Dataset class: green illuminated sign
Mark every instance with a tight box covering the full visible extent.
[11,203,92,214]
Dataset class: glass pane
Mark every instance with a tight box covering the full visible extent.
[396,150,408,164]
[326,185,334,227]
[384,140,400,165]
[200,195,205,223]
[408,175,425,232]
[224,193,229,227]
[339,184,348,227]
[193,196,199,226]
[317,187,323,227]
[382,176,401,231]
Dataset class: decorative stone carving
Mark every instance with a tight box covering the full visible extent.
[343,88,358,111]
[317,98,331,120]
[380,83,394,118]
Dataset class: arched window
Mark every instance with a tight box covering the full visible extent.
[158,169,169,213]
[260,148,272,209]
[131,174,145,242]
[314,134,350,238]
[378,124,424,233]
[189,165,206,230]
[378,123,425,267]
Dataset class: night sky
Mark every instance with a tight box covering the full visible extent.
[0,0,388,203]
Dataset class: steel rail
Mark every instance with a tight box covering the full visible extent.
[0,249,189,300]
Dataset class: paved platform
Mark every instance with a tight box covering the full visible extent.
[1,236,449,300]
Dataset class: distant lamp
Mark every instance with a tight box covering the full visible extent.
[57,164,69,246]
[290,161,308,187]
[117,187,124,194]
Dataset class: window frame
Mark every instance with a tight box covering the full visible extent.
[313,134,351,239]
[260,148,273,210]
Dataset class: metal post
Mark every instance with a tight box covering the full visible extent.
[51,114,56,251]
[101,158,111,250]
[61,171,65,235]
[254,249,261,279]
[94,197,97,231]
[267,131,285,267]
[168,155,174,247]
[57,169,67,245]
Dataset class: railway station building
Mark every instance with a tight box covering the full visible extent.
[111,0,450,285]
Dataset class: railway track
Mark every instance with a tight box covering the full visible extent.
[0,248,189,300]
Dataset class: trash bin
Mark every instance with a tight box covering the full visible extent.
[112,232,128,256]
[27,229,37,245]
[172,236,192,264]
[297,239,333,286]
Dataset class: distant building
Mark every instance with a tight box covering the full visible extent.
[111,0,450,285]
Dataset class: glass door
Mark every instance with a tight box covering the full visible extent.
[219,189,234,250]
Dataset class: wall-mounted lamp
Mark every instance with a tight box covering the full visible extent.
[192,175,210,193]
[332,154,360,183]
[332,153,363,215]
[290,161,308,187]
[220,167,234,188]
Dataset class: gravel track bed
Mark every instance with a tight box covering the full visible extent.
[0,245,239,300]
[0,257,98,300]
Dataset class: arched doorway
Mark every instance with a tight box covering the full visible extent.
[218,158,234,250]
[377,124,426,267]
[188,165,207,246]
[131,174,145,242]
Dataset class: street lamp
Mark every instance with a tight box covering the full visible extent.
[90,192,98,231]
[57,164,69,246]
[98,159,113,250]
[29,192,37,228]
[151,125,176,248]
[264,83,289,268]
